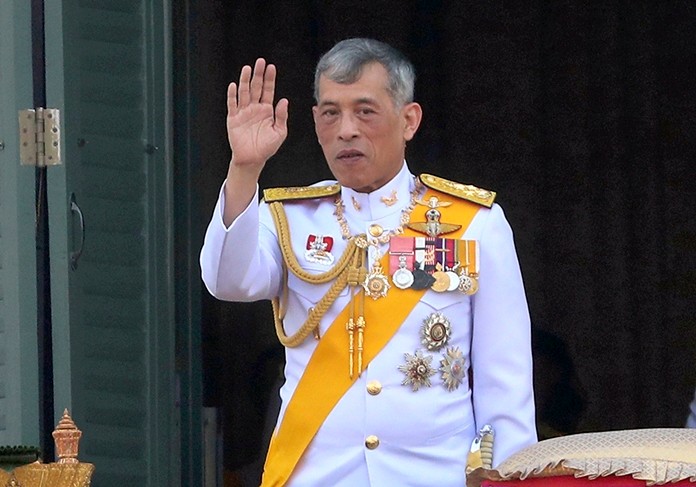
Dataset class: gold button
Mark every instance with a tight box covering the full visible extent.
[368,224,383,237]
[366,380,382,395]
[365,435,380,450]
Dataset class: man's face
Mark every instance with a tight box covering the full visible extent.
[313,62,421,193]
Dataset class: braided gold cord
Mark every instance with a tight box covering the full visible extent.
[269,202,359,283]
[269,201,367,347]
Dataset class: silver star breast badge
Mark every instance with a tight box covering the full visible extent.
[398,350,436,392]
[440,346,466,391]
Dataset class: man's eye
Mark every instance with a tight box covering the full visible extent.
[359,108,375,115]
[322,110,338,118]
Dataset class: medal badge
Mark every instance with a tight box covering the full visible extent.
[398,350,436,392]
[430,267,451,293]
[406,196,461,238]
[389,236,479,294]
[389,237,415,290]
[392,256,414,289]
[421,312,452,350]
[458,239,479,295]
[304,235,335,265]
[440,346,466,391]
[363,262,390,300]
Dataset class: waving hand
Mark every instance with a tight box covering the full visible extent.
[223,58,288,225]
[227,58,289,170]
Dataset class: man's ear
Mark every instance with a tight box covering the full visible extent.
[402,102,423,141]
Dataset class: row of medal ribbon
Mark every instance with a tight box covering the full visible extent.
[388,236,480,294]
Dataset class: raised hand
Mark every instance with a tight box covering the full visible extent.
[227,58,289,172]
[222,58,288,225]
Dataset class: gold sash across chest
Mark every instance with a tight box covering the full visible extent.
[262,189,482,486]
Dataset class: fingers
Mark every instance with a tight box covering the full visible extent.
[237,64,252,108]
[260,63,277,105]
[227,82,238,116]
[275,98,289,133]
[250,58,266,104]
[235,58,278,109]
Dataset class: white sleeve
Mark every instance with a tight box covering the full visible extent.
[470,203,537,465]
[199,182,283,302]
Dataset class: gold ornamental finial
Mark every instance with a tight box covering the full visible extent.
[52,409,83,464]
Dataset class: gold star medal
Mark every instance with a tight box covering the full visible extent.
[363,262,390,300]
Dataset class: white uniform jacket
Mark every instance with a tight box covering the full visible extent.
[200,163,537,486]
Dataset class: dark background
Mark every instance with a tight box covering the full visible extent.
[180,0,696,480]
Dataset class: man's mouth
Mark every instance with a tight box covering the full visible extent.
[336,149,365,161]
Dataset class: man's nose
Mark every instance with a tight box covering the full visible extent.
[337,114,359,140]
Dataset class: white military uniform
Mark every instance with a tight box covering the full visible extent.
[200,162,537,486]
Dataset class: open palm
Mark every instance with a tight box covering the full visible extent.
[227,59,288,170]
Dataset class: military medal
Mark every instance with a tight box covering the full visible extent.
[445,270,461,291]
[421,312,452,350]
[389,237,416,289]
[440,346,466,391]
[460,273,479,295]
[431,270,450,292]
[458,272,477,294]
[398,350,436,392]
[392,256,414,289]
[458,240,480,295]
[363,262,390,300]
[411,266,436,290]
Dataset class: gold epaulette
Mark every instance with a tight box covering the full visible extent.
[419,174,496,208]
[263,183,341,203]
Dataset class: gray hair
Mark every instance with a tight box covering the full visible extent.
[313,38,416,108]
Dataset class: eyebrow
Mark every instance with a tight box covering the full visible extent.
[317,96,379,107]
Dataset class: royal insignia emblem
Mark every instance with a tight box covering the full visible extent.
[351,196,362,211]
[380,189,398,207]
[407,196,462,237]
[363,262,390,300]
[398,350,436,392]
[421,312,452,350]
[440,346,466,391]
[304,235,335,265]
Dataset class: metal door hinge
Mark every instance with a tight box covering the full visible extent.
[18,108,62,167]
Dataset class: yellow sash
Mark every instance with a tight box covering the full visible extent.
[261,190,481,486]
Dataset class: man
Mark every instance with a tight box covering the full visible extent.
[200,38,536,486]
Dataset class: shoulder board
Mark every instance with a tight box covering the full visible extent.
[419,174,496,208]
[263,184,341,203]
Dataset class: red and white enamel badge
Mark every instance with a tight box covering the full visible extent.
[304,235,335,265]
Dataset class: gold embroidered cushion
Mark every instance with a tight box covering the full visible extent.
[493,429,696,486]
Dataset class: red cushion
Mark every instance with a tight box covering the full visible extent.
[482,478,696,486]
